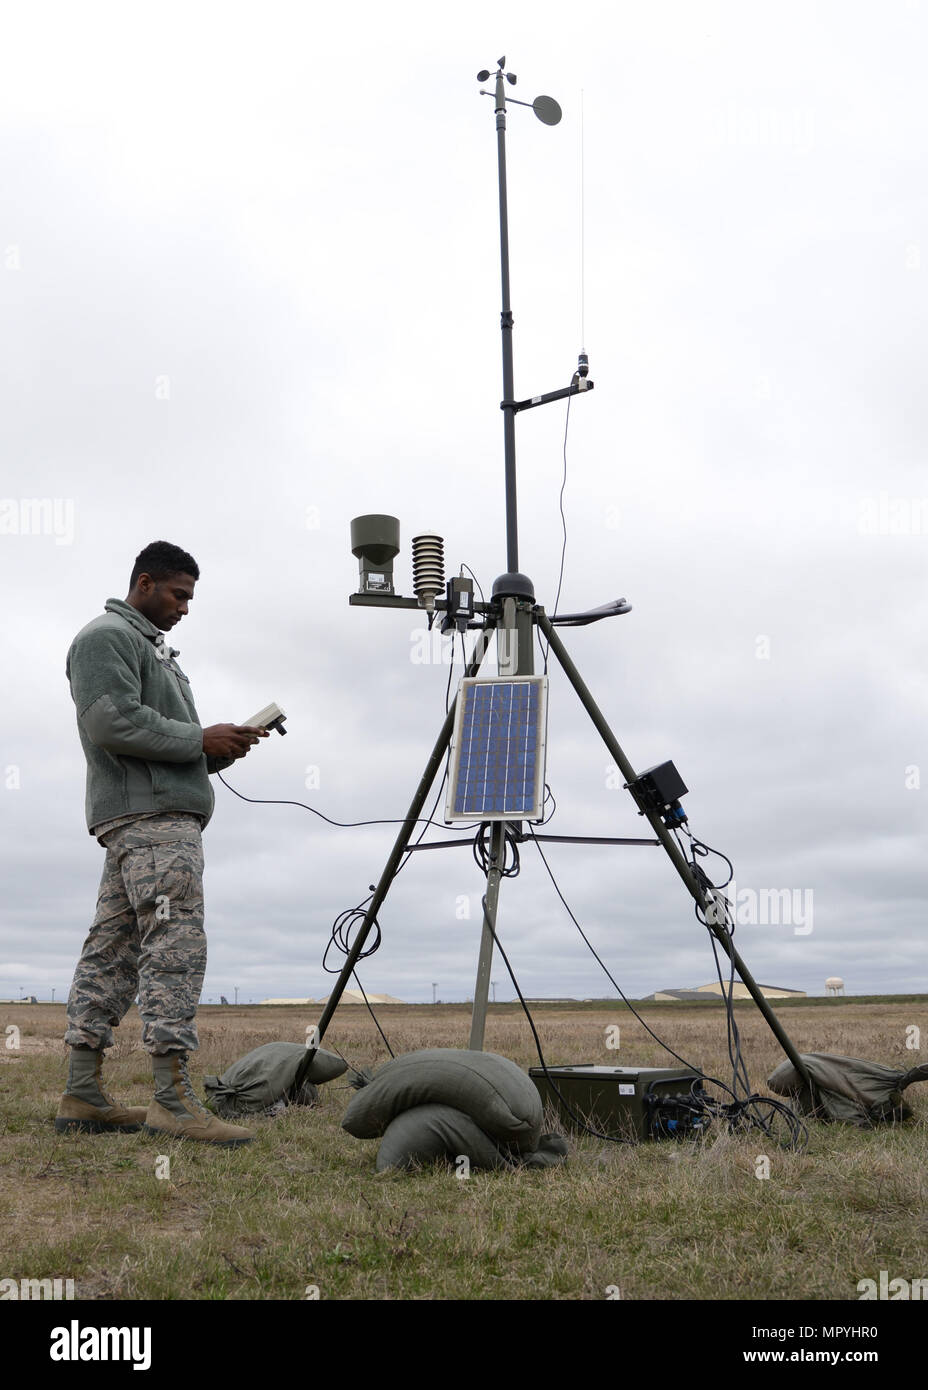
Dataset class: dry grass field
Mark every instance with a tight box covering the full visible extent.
[1,997,926,1302]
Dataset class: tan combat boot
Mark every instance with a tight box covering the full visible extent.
[55,1045,148,1133]
[144,1052,254,1148]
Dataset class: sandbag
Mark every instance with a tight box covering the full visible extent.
[376,1104,511,1172]
[521,1133,570,1168]
[204,1041,348,1117]
[375,1104,571,1173]
[342,1048,543,1151]
[767,1054,928,1127]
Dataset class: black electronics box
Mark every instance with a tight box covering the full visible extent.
[629,761,688,815]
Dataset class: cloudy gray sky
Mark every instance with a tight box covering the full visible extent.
[1,1,925,1010]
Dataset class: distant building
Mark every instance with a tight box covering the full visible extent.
[259,991,405,1005]
[315,991,405,1005]
[647,982,806,1002]
[522,998,577,1004]
[646,989,710,1002]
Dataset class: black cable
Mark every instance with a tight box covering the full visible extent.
[445,636,455,712]
[467,820,636,1144]
[552,392,571,626]
[528,827,707,1076]
[540,783,556,825]
[685,830,735,890]
[527,827,808,1149]
[541,379,573,674]
[478,894,634,1145]
[216,772,480,835]
[320,763,453,1062]
[218,626,484,834]
[459,563,486,610]
[684,836,753,1100]
[683,838,799,1134]
[478,876,799,1147]
[350,975,395,1059]
[644,1078,805,1147]
[679,842,807,1146]
[321,628,477,1062]
[674,820,752,1100]
[472,822,521,878]
[319,912,396,1059]
[322,899,381,974]
[316,1038,370,1087]
[688,855,745,1091]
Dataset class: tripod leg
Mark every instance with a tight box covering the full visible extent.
[295,627,493,1088]
[469,821,507,1050]
[537,610,812,1090]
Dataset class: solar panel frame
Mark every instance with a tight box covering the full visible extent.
[445,675,549,822]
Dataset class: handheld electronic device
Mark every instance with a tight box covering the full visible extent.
[245,702,287,735]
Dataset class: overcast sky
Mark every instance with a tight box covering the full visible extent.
[1,1,925,1013]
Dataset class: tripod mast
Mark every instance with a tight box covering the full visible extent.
[321,64,811,1097]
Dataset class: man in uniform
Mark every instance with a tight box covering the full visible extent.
[58,540,268,1147]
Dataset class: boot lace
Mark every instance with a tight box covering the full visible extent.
[176,1055,210,1115]
[94,1054,118,1107]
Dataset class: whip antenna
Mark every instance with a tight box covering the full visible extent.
[579,89,587,369]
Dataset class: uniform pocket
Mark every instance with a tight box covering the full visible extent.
[123,837,204,915]
[121,756,153,806]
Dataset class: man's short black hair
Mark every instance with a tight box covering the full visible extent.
[129,541,200,589]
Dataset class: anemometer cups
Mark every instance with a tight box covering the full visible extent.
[351,514,400,596]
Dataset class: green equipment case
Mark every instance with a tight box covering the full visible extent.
[529,1064,704,1140]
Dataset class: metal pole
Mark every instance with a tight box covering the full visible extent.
[468,821,507,1050]
[295,629,492,1086]
[466,590,530,1047]
[495,71,519,575]
[537,610,813,1088]
[514,601,534,676]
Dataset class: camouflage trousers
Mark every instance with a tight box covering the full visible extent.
[65,814,206,1055]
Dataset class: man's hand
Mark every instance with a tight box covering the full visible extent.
[202,724,270,759]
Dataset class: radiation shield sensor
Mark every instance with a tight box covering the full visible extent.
[445,675,548,822]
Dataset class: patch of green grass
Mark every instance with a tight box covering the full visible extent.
[2,1001,926,1300]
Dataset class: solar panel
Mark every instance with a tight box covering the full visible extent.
[445,676,548,821]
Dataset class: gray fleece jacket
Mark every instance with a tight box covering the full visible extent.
[66,598,222,834]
